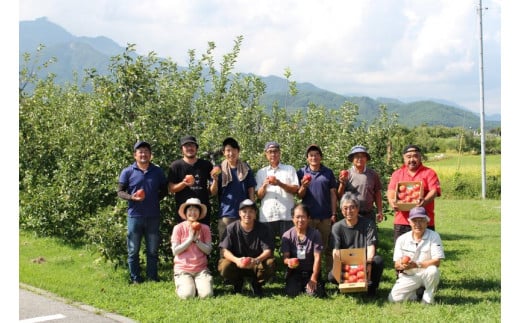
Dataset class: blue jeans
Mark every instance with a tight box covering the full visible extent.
[127,216,160,281]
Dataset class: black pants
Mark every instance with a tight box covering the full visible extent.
[285,269,325,298]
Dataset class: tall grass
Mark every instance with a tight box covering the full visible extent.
[19,199,500,322]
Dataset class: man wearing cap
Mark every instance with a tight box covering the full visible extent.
[218,199,275,297]
[118,141,168,284]
[388,206,445,305]
[168,135,219,226]
[337,145,384,225]
[171,198,213,299]
[387,144,441,242]
[255,141,299,246]
[297,144,338,274]
[210,137,256,242]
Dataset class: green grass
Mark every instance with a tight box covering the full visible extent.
[424,153,501,178]
[19,198,501,322]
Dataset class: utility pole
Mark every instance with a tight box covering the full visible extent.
[477,0,487,199]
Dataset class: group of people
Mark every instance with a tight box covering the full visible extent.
[117,136,445,304]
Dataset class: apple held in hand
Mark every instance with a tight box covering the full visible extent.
[241,257,252,266]
[191,221,201,231]
[288,258,299,268]
[212,166,222,175]
[401,255,411,264]
[303,174,312,182]
[184,174,195,184]
[135,188,145,199]
[340,170,349,178]
[268,175,277,184]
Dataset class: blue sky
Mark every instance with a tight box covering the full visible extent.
[18,0,503,115]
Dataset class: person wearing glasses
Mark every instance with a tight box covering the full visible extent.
[327,193,384,297]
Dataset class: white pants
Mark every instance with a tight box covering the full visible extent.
[174,269,214,299]
[388,265,440,304]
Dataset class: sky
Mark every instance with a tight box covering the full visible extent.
[18,0,503,115]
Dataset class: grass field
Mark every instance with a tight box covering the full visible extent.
[423,153,501,178]
[19,198,501,322]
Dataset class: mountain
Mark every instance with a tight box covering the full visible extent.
[19,17,500,129]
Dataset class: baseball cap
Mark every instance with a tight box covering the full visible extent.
[402,145,421,155]
[264,141,280,151]
[408,206,430,222]
[134,141,151,151]
[239,199,257,210]
[180,135,198,147]
[306,144,322,157]
[348,145,371,162]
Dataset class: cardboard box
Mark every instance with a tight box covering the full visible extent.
[394,181,423,211]
[332,248,368,293]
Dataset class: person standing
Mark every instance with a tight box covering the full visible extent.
[117,141,168,284]
[387,145,441,242]
[281,203,325,298]
[327,193,384,297]
[168,135,218,227]
[337,145,384,225]
[218,199,276,297]
[171,198,213,299]
[296,144,338,274]
[388,206,445,305]
[256,141,299,247]
[211,137,256,242]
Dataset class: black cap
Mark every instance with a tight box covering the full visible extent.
[306,144,322,157]
[402,145,421,155]
[180,135,198,147]
[134,141,151,151]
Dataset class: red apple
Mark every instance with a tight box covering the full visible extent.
[268,175,277,184]
[241,257,251,266]
[357,264,364,272]
[357,271,365,279]
[184,174,195,184]
[288,258,299,268]
[191,221,201,231]
[303,174,312,182]
[348,275,358,283]
[340,169,349,178]
[398,192,407,200]
[211,166,221,175]
[349,268,358,276]
[398,185,406,192]
[342,264,351,272]
[342,271,350,281]
[413,183,421,191]
[135,188,145,199]
[401,255,411,264]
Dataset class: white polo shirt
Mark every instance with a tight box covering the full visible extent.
[393,229,445,275]
[255,163,299,222]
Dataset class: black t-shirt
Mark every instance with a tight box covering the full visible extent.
[219,221,274,258]
[168,158,213,224]
[330,216,378,249]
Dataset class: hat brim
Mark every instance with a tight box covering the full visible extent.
[179,201,207,220]
[348,152,370,162]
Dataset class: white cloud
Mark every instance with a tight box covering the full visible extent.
[19,0,501,114]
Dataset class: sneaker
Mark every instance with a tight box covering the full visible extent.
[131,278,143,285]
[251,281,264,297]
[416,286,425,301]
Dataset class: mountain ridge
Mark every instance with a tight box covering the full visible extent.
[19,17,500,129]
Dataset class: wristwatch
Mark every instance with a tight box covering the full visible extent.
[193,239,199,244]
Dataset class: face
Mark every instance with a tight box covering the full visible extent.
[409,217,428,233]
[265,148,280,166]
[351,153,368,168]
[306,150,322,167]
[185,205,201,221]
[182,143,198,159]
[223,145,239,164]
[403,151,422,171]
[292,206,310,230]
[239,206,256,225]
[134,147,151,164]
[341,201,359,222]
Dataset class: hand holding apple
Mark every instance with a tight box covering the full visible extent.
[267,175,277,185]
[211,166,221,177]
[240,257,252,268]
[134,188,145,200]
[302,174,312,184]
[191,221,201,231]
[184,174,195,185]
[339,169,349,182]
[287,258,299,269]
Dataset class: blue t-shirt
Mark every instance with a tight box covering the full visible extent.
[118,162,167,218]
[217,166,256,219]
[297,165,337,220]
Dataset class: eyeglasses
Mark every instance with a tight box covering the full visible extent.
[342,205,358,211]
[266,149,280,154]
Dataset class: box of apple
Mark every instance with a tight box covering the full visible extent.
[395,181,423,211]
[331,248,368,293]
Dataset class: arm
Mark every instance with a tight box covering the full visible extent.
[387,189,398,211]
[117,183,132,200]
[375,189,384,222]
[171,230,195,256]
[248,186,255,201]
[254,249,273,264]
[256,178,269,200]
[330,188,338,222]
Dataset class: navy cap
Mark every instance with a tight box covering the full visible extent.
[348,145,371,162]
[408,206,430,222]
[306,144,322,157]
[134,141,151,151]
